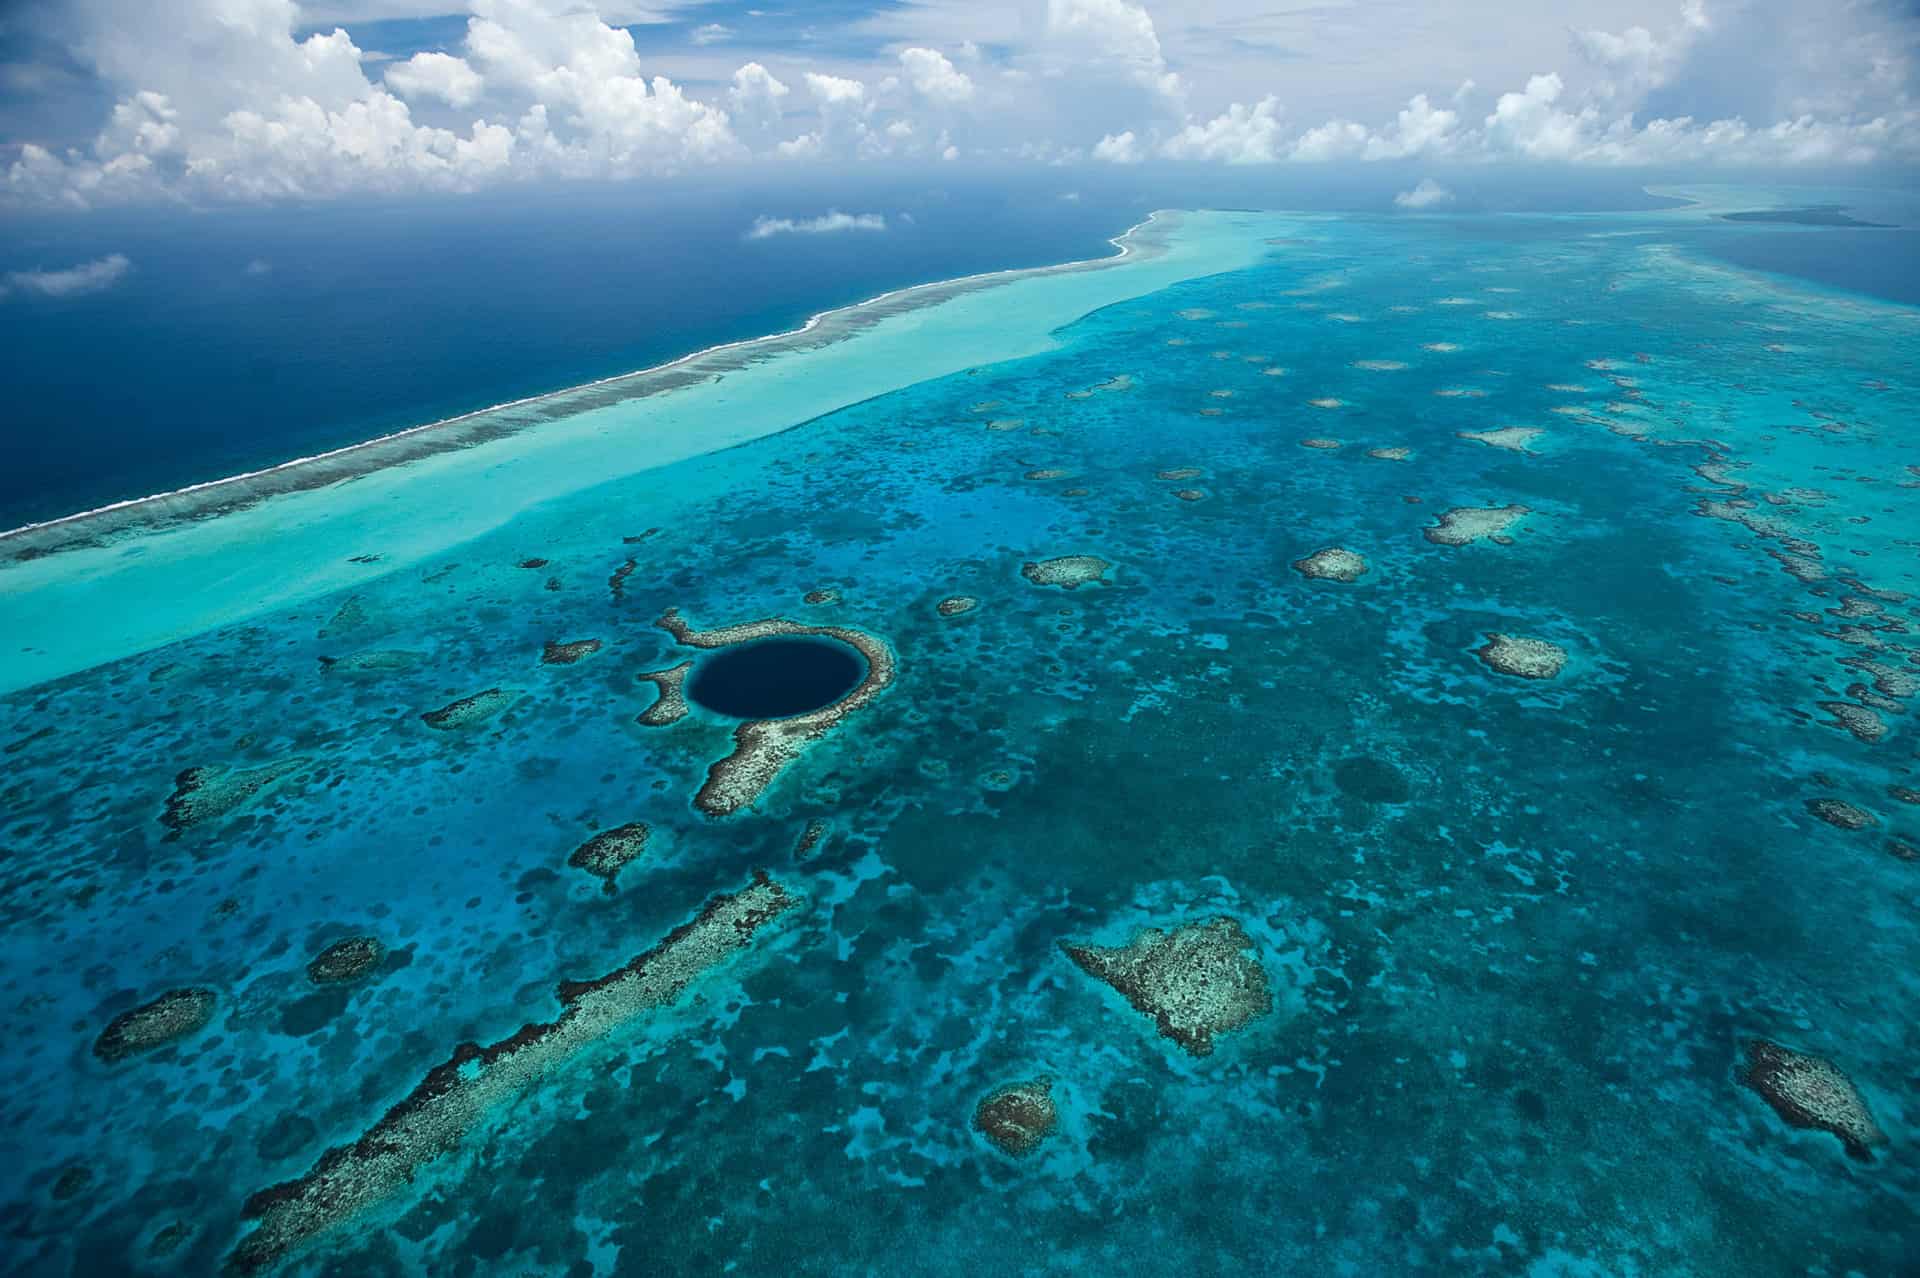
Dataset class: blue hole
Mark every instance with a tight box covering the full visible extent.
[684,637,866,720]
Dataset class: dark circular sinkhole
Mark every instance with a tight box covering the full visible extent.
[685,637,867,720]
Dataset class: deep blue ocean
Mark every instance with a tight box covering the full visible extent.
[0,174,1141,528]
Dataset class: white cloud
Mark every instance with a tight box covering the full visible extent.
[1483,72,1589,159]
[1091,129,1143,163]
[1363,94,1460,160]
[1,253,132,300]
[775,72,878,159]
[1394,178,1454,208]
[3,0,1916,208]
[728,62,789,136]
[1164,96,1284,163]
[746,211,888,239]
[1289,117,1370,162]
[1573,0,1710,103]
[1045,0,1183,103]
[900,47,975,104]
[384,51,484,109]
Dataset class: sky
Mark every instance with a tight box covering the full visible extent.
[0,0,1916,209]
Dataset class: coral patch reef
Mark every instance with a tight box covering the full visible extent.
[93,988,217,1063]
[1021,556,1111,589]
[1738,1039,1886,1162]
[567,822,652,893]
[972,1077,1058,1157]
[227,874,799,1274]
[420,688,518,731]
[1063,917,1272,1057]
[160,759,307,837]
[307,937,384,985]
[1424,504,1530,547]
[1292,548,1369,582]
[1475,634,1568,680]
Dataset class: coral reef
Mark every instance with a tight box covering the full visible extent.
[160,758,307,837]
[1815,701,1887,743]
[1156,467,1203,481]
[1738,1039,1886,1162]
[1475,634,1568,680]
[1063,917,1271,1057]
[227,874,799,1274]
[1066,374,1133,399]
[567,822,652,893]
[307,937,384,985]
[972,1077,1058,1156]
[792,818,830,861]
[1367,447,1411,461]
[1458,427,1544,453]
[93,987,217,1063]
[657,610,895,817]
[321,596,367,637]
[936,596,978,618]
[541,639,602,666]
[317,650,420,676]
[420,688,518,731]
[1292,548,1369,582]
[1021,556,1111,589]
[1805,798,1876,831]
[634,661,692,727]
[1424,504,1530,547]
[608,558,637,600]
[1025,468,1070,481]
[1173,489,1206,502]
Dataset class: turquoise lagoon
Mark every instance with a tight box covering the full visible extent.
[0,195,1916,1275]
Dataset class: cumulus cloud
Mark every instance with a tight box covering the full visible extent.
[2,0,1915,207]
[1394,178,1454,209]
[746,211,888,239]
[1,253,132,299]
[384,51,484,109]
[5,0,735,206]
[728,62,790,137]
[1363,94,1460,160]
[1163,97,1284,163]
[900,48,974,104]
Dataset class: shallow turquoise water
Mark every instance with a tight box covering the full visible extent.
[1,206,1916,1275]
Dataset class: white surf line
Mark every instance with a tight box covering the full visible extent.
[0,212,1170,546]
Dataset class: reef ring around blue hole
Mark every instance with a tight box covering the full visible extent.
[684,636,869,720]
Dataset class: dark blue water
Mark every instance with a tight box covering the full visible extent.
[0,174,1140,528]
[1684,226,1920,305]
[686,637,867,719]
